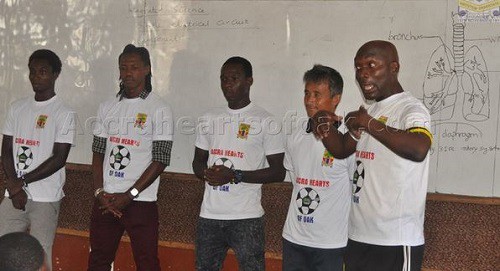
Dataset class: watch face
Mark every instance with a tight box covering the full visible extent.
[130,188,139,197]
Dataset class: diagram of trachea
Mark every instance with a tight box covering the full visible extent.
[423,12,490,122]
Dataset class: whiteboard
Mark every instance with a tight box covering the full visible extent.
[0,0,499,197]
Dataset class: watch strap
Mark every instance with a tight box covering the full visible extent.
[232,169,243,184]
[127,188,139,199]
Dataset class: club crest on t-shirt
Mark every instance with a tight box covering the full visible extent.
[321,149,334,167]
[36,115,48,129]
[134,113,147,129]
[237,123,250,140]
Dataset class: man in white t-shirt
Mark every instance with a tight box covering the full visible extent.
[192,56,285,271]
[282,65,355,271]
[88,44,173,271]
[310,40,432,271]
[0,49,75,271]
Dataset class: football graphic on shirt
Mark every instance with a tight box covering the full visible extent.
[353,160,365,194]
[296,187,320,215]
[109,145,131,170]
[213,157,234,169]
[16,146,33,170]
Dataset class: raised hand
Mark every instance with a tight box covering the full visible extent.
[310,110,343,139]
[345,106,371,135]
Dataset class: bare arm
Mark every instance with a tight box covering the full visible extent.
[2,136,71,190]
[1,135,28,210]
[22,142,71,185]
[362,121,430,161]
[232,153,285,184]
[192,147,209,181]
[2,135,22,194]
[128,161,167,192]
[346,106,431,162]
[2,136,71,210]
[92,152,105,192]
[311,111,357,159]
[204,153,285,186]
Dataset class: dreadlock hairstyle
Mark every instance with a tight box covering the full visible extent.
[117,44,152,100]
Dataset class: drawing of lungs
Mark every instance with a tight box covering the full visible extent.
[423,20,490,122]
[461,45,489,121]
[423,44,457,120]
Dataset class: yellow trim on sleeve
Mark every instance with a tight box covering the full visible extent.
[409,127,433,143]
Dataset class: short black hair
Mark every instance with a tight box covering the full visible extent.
[303,64,343,97]
[117,44,152,99]
[223,56,252,77]
[28,49,62,74]
[0,232,45,271]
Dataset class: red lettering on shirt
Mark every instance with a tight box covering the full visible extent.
[15,137,39,146]
[108,136,139,146]
[356,150,375,160]
[224,149,244,159]
[25,140,40,146]
[309,179,330,187]
[211,149,223,155]
[210,149,245,159]
[296,177,308,185]
[120,138,139,146]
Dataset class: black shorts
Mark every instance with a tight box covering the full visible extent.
[345,239,424,271]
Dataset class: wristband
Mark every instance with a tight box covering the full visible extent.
[349,131,360,142]
[232,169,244,184]
[94,187,104,198]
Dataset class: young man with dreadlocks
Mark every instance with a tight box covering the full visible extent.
[88,44,173,271]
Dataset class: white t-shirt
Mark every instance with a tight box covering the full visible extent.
[2,96,76,202]
[93,93,173,202]
[349,92,431,246]
[283,124,355,249]
[195,103,284,220]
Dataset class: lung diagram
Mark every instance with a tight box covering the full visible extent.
[423,13,490,122]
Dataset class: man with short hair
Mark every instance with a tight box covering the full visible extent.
[0,232,47,271]
[0,49,75,271]
[311,40,432,271]
[282,65,355,271]
[192,56,285,271]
